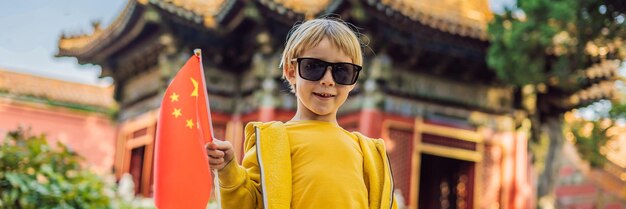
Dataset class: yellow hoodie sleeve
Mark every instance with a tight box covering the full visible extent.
[375,138,399,209]
[356,133,399,209]
[217,131,263,209]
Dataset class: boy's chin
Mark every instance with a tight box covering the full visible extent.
[309,109,336,117]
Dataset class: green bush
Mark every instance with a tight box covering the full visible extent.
[0,127,112,208]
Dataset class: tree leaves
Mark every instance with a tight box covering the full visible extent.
[488,0,625,89]
[567,117,613,167]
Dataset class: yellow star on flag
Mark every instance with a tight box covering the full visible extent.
[172,108,182,118]
[191,78,199,97]
[186,119,194,129]
[170,92,179,102]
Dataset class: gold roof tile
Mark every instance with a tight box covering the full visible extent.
[168,0,224,15]
[0,69,116,109]
[273,0,331,16]
[164,0,225,27]
[376,0,493,40]
[58,32,101,54]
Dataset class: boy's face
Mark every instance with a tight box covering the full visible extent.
[285,37,357,121]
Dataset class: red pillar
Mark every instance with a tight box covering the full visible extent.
[514,129,531,209]
[258,106,275,122]
[358,109,383,138]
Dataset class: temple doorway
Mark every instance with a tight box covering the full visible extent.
[418,154,475,209]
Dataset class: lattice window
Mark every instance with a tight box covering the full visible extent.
[388,128,414,202]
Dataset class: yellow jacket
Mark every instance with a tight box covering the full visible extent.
[218,121,398,209]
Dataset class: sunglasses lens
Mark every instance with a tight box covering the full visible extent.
[299,59,327,81]
[332,64,358,85]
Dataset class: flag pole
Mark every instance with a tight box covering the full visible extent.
[194,48,222,209]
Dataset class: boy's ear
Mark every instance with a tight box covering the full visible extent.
[283,64,297,84]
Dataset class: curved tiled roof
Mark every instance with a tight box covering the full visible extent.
[58,0,139,57]
[147,0,231,28]
[0,69,116,109]
[257,0,333,19]
[58,0,233,57]
[563,140,626,200]
[58,0,492,56]
[606,136,626,169]
[367,0,493,40]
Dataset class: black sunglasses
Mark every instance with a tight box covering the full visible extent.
[292,58,362,85]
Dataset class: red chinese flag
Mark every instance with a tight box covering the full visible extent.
[154,51,213,209]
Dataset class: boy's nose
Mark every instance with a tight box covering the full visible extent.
[320,66,335,86]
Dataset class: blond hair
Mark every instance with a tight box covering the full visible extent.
[280,17,363,91]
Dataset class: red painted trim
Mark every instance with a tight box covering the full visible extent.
[555,184,597,197]
[382,113,414,124]
[241,111,260,122]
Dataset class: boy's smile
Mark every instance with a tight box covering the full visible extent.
[286,37,357,123]
[312,91,335,100]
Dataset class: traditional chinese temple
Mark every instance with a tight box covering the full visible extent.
[57,0,534,208]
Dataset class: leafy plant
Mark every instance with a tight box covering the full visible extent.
[0,127,112,208]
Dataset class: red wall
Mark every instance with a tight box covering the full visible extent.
[0,101,116,174]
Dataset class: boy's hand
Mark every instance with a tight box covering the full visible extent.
[206,139,234,171]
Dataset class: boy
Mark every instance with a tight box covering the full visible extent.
[207,17,397,209]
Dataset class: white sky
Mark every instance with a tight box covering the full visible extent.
[0,0,514,86]
[0,0,125,86]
